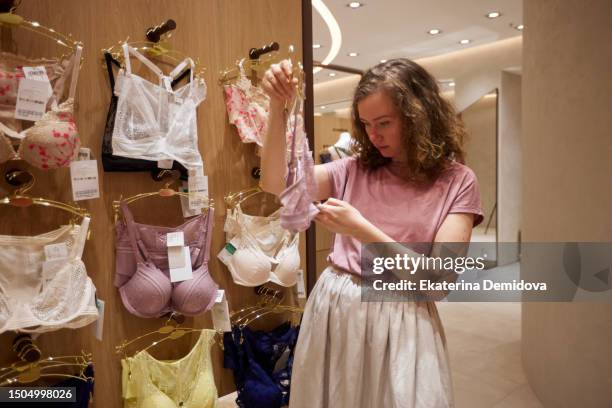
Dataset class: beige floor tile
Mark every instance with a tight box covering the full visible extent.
[492,384,544,408]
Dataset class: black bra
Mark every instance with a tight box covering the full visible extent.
[101,52,190,180]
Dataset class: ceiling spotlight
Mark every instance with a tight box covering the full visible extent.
[321,106,327,110]
[379,59,387,63]
[428,29,441,35]
[347,2,363,8]
[329,72,337,77]
[313,44,322,49]
[459,39,471,45]
[448,82,455,87]
[516,24,524,30]
[486,11,501,19]
[348,52,359,57]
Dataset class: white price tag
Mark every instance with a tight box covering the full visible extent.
[22,66,53,97]
[180,181,200,218]
[217,237,240,266]
[168,246,186,269]
[70,160,100,201]
[44,242,69,261]
[41,259,65,280]
[296,269,306,298]
[188,168,208,211]
[157,159,174,169]
[169,247,193,283]
[14,78,51,121]
[77,147,91,161]
[211,290,231,332]
[94,297,105,341]
[166,231,184,247]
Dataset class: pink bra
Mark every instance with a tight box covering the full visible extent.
[279,96,319,232]
[115,202,218,318]
[0,45,82,170]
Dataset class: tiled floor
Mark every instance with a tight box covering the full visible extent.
[437,301,543,407]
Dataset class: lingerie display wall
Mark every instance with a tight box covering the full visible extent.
[0,1,306,406]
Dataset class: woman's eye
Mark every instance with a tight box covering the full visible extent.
[379,121,390,127]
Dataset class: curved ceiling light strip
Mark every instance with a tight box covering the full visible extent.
[312,0,342,74]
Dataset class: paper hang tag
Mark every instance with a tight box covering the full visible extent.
[44,242,69,261]
[296,269,306,298]
[169,246,193,283]
[211,290,231,332]
[157,159,174,169]
[70,160,100,201]
[180,181,199,218]
[94,297,105,341]
[22,66,53,98]
[166,231,185,247]
[42,259,65,280]
[188,168,208,211]
[14,78,51,121]
[217,237,240,265]
[77,147,91,161]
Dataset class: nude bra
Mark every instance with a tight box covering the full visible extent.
[122,329,217,408]
[0,217,99,334]
[279,95,319,232]
[220,204,300,287]
[115,202,218,318]
[112,43,206,170]
[0,45,83,170]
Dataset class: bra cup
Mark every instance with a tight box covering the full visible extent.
[172,266,218,316]
[140,392,176,408]
[230,246,272,287]
[188,369,217,408]
[273,245,301,287]
[19,110,80,170]
[119,263,172,318]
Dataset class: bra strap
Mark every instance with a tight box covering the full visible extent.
[169,58,195,84]
[119,201,150,263]
[67,44,83,100]
[73,216,90,259]
[122,43,165,79]
[285,96,302,187]
[195,207,215,265]
[103,51,119,89]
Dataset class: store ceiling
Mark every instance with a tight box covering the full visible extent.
[312,0,523,84]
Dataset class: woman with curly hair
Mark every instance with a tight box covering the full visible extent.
[260,58,484,408]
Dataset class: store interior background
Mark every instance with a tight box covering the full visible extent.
[313,1,611,407]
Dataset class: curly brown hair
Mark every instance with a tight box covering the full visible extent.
[351,58,466,183]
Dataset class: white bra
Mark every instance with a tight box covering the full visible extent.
[0,217,98,334]
[219,205,300,287]
[111,43,206,170]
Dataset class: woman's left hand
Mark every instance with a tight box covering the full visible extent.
[315,198,370,238]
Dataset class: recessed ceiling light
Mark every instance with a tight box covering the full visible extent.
[486,11,501,19]
[329,72,337,77]
[321,106,327,109]
[516,24,524,30]
[313,44,322,49]
[348,52,359,57]
[459,39,471,45]
[312,0,343,75]
[347,2,363,8]
[379,59,387,63]
[448,82,455,87]
[428,29,441,35]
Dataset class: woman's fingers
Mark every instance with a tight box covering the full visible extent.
[261,76,284,101]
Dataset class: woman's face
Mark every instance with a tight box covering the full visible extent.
[357,90,406,161]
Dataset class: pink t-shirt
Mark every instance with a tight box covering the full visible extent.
[322,157,484,276]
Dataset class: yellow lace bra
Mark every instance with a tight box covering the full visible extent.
[121,329,218,408]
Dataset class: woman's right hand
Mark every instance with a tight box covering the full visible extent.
[261,59,298,107]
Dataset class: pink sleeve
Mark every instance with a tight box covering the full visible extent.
[321,157,355,199]
[448,167,485,227]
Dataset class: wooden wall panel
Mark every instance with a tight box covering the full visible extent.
[0,1,302,405]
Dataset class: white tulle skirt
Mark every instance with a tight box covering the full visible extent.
[289,267,454,408]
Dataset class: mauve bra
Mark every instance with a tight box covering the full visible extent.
[279,96,319,232]
[114,202,218,318]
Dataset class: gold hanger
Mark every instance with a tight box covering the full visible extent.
[103,39,206,80]
[115,313,224,358]
[0,4,81,53]
[231,286,303,330]
[230,286,282,323]
[113,170,213,223]
[0,171,90,225]
[224,185,271,209]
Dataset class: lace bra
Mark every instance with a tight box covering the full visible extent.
[279,96,319,232]
[111,43,206,170]
[0,217,98,334]
[0,45,82,170]
[220,204,300,287]
[122,329,218,408]
[223,60,270,147]
[101,51,190,180]
[115,202,218,318]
